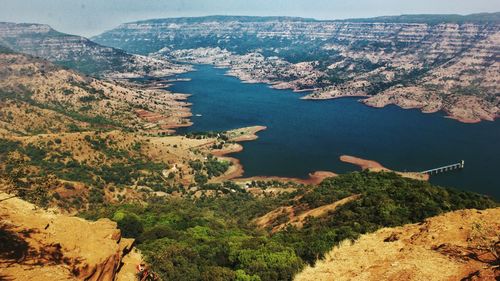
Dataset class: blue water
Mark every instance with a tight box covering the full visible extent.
[169,65,500,199]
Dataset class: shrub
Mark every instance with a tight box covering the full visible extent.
[117,213,144,238]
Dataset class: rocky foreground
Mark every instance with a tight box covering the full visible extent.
[295,208,500,281]
[0,192,142,280]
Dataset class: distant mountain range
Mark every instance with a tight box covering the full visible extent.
[92,13,500,55]
[0,22,188,78]
[115,12,500,25]
[339,12,500,24]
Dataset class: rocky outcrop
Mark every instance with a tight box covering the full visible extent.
[295,208,500,281]
[0,192,141,281]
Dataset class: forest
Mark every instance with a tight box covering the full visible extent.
[81,171,497,281]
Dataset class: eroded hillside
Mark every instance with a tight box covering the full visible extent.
[0,49,191,135]
[295,208,500,281]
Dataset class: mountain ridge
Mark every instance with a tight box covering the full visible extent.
[0,22,189,78]
[105,12,500,26]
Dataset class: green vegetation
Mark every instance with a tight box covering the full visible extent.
[0,134,168,208]
[275,172,496,265]
[81,171,497,281]
[190,155,232,181]
[83,193,302,281]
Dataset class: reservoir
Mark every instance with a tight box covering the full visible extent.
[169,65,500,199]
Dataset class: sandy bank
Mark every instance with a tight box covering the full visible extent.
[210,126,336,185]
[208,126,267,182]
[340,155,429,181]
[234,171,338,186]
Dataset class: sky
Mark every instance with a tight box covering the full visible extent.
[1,0,499,37]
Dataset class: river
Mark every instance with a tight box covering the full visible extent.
[168,64,500,199]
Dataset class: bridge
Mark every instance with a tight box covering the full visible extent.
[420,160,465,175]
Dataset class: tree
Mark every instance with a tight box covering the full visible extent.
[117,213,144,238]
[195,172,208,185]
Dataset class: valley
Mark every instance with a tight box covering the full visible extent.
[0,12,499,281]
[94,14,500,123]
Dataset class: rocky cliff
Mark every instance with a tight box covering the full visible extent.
[0,192,142,281]
[295,208,500,281]
[0,22,189,78]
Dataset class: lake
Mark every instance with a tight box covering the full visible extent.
[169,65,500,199]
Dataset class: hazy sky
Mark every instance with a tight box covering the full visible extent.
[1,0,499,37]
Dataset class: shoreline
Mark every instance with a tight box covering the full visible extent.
[206,126,266,182]
[220,65,497,124]
[209,126,338,185]
[340,155,429,181]
[233,171,338,185]
[304,92,498,124]
[214,63,498,124]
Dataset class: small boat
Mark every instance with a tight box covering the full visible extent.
[195,114,202,117]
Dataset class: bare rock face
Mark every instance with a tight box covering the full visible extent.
[0,22,189,78]
[0,192,141,281]
[294,208,500,281]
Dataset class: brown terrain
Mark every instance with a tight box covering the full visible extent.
[361,31,500,123]
[0,51,191,135]
[253,194,361,233]
[0,192,142,281]
[340,155,429,181]
[295,208,500,281]
[0,125,268,210]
